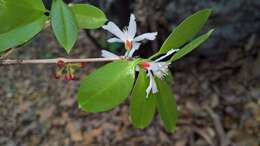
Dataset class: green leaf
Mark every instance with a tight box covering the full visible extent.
[164,72,174,85]
[158,9,212,55]
[171,29,214,62]
[155,78,178,132]
[4,0,46,11]
[51,0,79,53]
[77,61,136,113]
[70,4,107,29]
[0,15,48,52]
[0,0,48,52]
[130,69,156,128]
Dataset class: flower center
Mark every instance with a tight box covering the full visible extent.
[140,61,151,70]
[124,40,132,50]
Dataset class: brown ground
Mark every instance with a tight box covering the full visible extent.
[0,29,259,146]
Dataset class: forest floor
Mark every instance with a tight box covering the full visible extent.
[0,29,259,146]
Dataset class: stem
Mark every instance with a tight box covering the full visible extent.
[0,57,125,65]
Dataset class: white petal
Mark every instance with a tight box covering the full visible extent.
[155,49,180,62]
[101,50,119,58]
[135,65,140,71]
[107,37,123,43]
[103,22,126,41]
[151,62,170,79]
[146,71,158,97]
[127,43,141,57]
[134,32,158,42]
[128,14,137,39]
[146,72,153,97]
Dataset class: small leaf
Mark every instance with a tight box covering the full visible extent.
[0,15,48,52]
[171,29,214,62]
[51,0,79,53]
[70,4,107,29]
[130,69,156,128]
[155,78,178,132]
[158,9,212,55]
[77,61,136,113]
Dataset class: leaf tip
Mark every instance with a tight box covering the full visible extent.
[208,29,215,35]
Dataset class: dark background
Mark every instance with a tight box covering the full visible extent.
[0,0,259,146]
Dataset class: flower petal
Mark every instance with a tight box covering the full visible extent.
[107,37,124,43]
[103,22,126,41]
[134,32,158,42]
[101,50,120,58]
[128,42,141,57]
[128,14,137,39]
[146,71,158,97]
[155,49,179,62]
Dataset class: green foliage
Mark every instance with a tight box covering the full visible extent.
[51,0,79,53]
[77,61,136,112]
[0,0,47,52]
[0,3,214,132]
[0,15,48,52]
[130,69,156,128]
[6,0,46,11]
[70,4,107,29]
[171,29,214,62]
[158,9,212,56]
[155,78,178,132]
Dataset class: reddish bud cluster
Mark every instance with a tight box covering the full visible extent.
[53,61,86,81]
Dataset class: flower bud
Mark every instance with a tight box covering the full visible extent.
[57,60,65,68]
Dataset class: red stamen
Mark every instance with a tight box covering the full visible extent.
[125,40,133,50]
[140,61,151,70]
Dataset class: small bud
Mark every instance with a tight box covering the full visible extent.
[69,74,76,80]
[57,60,65,68]
[80,62,86,68]
[64,75,70,81]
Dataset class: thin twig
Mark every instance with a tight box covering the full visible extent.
[205,107,231,146]
[0,48,14,59]
[0,57,125,65]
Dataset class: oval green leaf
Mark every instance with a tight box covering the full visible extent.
[0,15,48,52]
[155,78,178,133]
[77,61,136,113]
[158,9,212,55]
[51,0,79,53]
[171,29,214,62]
[5,0,46,11]
[0,0,48,52]
[130,69,156,129]
[70,4,107,29]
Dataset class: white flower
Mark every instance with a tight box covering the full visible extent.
[138,49,179,97]
[101,50,120,59]
[102,14,158,57]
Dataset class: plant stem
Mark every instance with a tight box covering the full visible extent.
[0,57,125,65]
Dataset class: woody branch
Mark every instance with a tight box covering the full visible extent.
[0,57,125,65]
